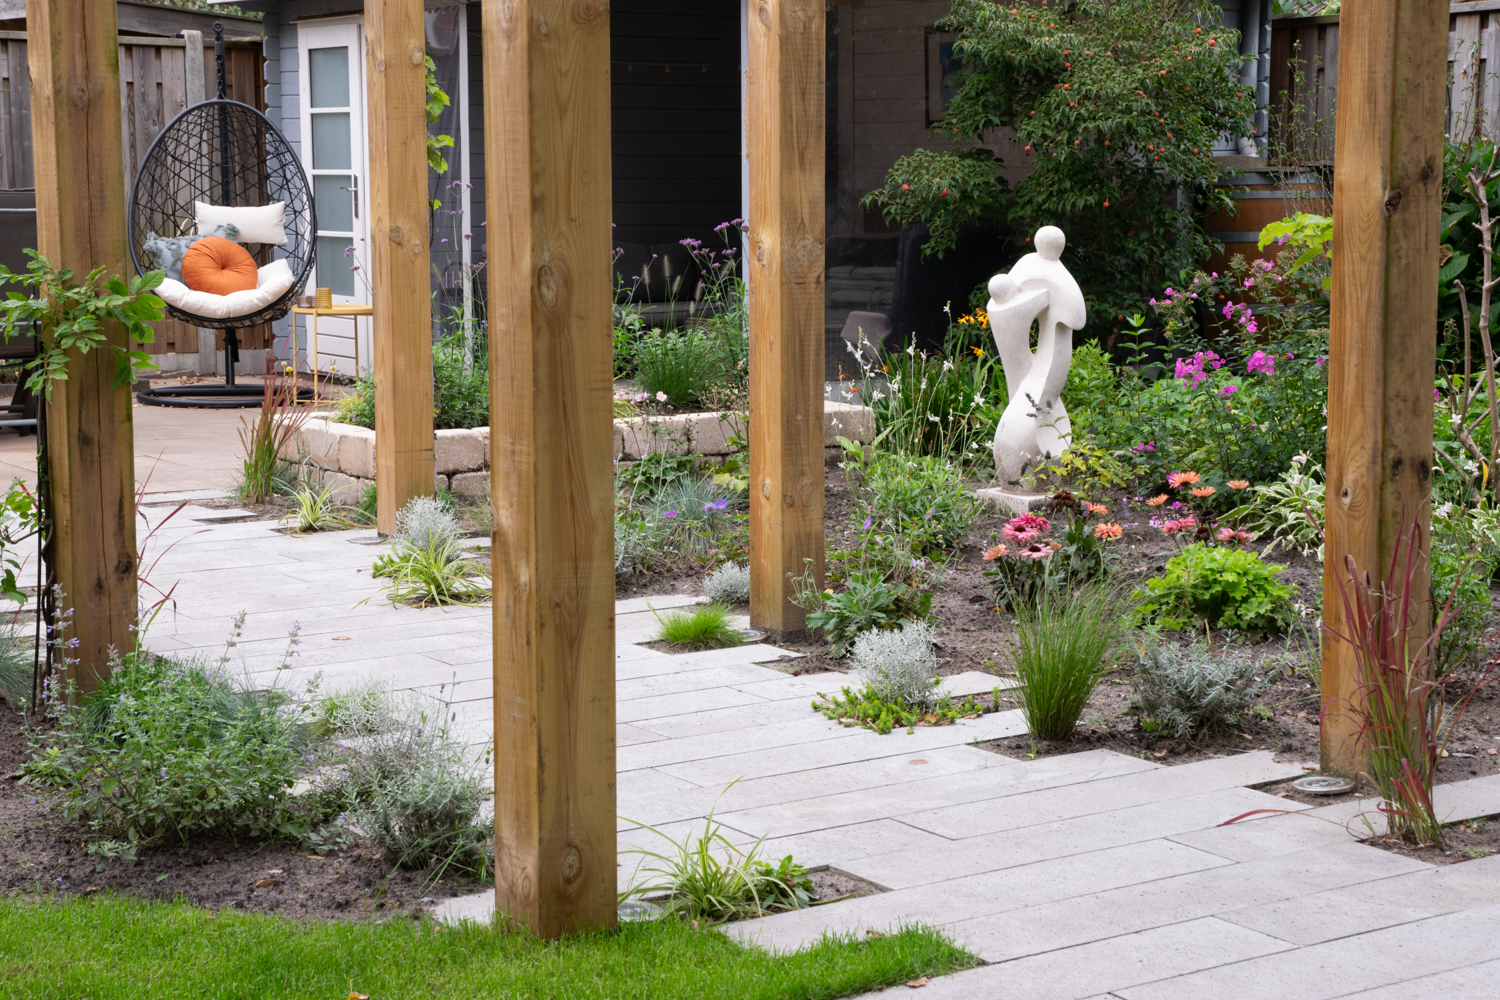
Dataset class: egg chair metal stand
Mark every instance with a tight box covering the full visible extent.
[129,24,317,409]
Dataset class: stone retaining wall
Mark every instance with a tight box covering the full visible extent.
[286,401,875,501]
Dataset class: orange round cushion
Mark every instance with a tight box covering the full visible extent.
[180,236,258,295]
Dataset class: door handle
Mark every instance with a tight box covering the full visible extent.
[340,175,359,219]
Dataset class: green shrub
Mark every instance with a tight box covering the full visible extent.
[22,631,329,847]
[1223,459,1325,559]
[333,332,488,431]
[1133,544,1294,633]
[654,603,747,650]
[633,330,725,407]
[1013,587,1122,741]
[1131,639,1269,739]
[615,452,698,501]
[793,569,932,658]
[858,453,981,556]
[641,476,745,556]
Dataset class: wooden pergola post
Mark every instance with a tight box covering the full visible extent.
[27,0,136,693]
[485,0,617,936]
[747,0,826,634]
[1321,0,1447,773]
[366,0,435,536]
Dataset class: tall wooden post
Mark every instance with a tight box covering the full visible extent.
[485,0,617,936]
[747,0,826,633]
[366,0,435,536]
[1321,0,1446,774]
[28,0,136,692]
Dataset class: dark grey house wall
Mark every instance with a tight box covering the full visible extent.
[610,0,742,251]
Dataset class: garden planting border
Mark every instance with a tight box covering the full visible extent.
[286,401,876,501]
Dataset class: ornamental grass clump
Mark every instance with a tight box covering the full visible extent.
[1013,587,1123,741]
[1326,524,1500,846]
[621,785,813,922]
[1131,639,1267,739]
[654,602,748,651]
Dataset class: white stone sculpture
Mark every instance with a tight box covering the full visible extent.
[987,226,1086,485]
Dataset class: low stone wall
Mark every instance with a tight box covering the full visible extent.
[287,401,876,501]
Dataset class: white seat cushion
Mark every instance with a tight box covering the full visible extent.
[155,258,295,320]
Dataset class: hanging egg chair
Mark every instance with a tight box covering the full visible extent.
[128,24,315,408]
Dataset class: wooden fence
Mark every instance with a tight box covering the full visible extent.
[0,31,268,354]
[1271,1,1500,162]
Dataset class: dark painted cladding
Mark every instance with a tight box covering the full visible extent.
[611,0,742,250]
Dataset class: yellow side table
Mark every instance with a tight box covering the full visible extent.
[289,303,375,390]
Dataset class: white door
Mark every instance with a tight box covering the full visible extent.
[298,19,369,376]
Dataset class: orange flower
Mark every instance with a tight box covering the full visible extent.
[1190,486,1216,498]
[1167,471,1201,489]
[982,544,1008,560]
[971,346,986,358]
[1094,521,1123,540]
[1227,479,1250,490]
[1084,501,1109,514]
[1146,494,1169,507]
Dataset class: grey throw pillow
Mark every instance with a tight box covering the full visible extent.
[142,223,241,282]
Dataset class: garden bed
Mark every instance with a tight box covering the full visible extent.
[0,711,485,921]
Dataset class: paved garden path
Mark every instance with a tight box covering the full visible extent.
[138,504,1500,999]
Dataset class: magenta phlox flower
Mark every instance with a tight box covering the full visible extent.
[1247,350,1276,376]
[1220,384,1238,397]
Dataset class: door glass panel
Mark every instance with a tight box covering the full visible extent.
[316,236,355,296]
[311,113,352,170]
[314,175,354,233]
[309,48,350,108]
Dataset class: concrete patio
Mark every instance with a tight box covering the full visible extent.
[127,497,1500,999]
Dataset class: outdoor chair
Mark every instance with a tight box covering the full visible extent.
[127,24,315,408]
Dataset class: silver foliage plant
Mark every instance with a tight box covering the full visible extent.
[396,495,459,551]
[703,562,751,604]
[316,684,491,874]
[1132,640,1269,739]
[850,620,941,707]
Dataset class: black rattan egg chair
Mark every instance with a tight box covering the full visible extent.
[129,24,316,408]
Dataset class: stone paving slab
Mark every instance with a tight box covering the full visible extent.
[886,917,1293,1000]
[617,715,868,772]
[729,839,1231,955]
[1115,902,1500,1000]
[1217,853,1500,946]
[653,710,1029,787]
[844,786,1314,890]
[715,749,1158,841]
[950,842,1431,965]
[1332,957,1500,999]
[899,752,1307,840]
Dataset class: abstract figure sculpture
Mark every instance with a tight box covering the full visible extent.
[987,226,1086,484]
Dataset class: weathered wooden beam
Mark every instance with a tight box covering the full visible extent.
[365,0,434,535]
[748,0,826,634]
[1322,0,1446,774]
[27,0,136,693]
[485,0,617,937]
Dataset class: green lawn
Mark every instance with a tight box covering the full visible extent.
[0,895,976,999]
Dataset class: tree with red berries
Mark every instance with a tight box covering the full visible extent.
[863,0,1255,328]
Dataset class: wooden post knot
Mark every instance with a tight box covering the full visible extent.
[758,3,771,26]
[388,225,405,244]
[571,0,607,25]
[761,479,772,499]
[410,46,424,66]
[561,844,583,883]
[783,494,794,507]
[538,14,551,35]
[1384,189,1403,216]
[536,264,560,306]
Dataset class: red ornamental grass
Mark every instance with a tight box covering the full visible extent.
[1324,524,1500,846]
